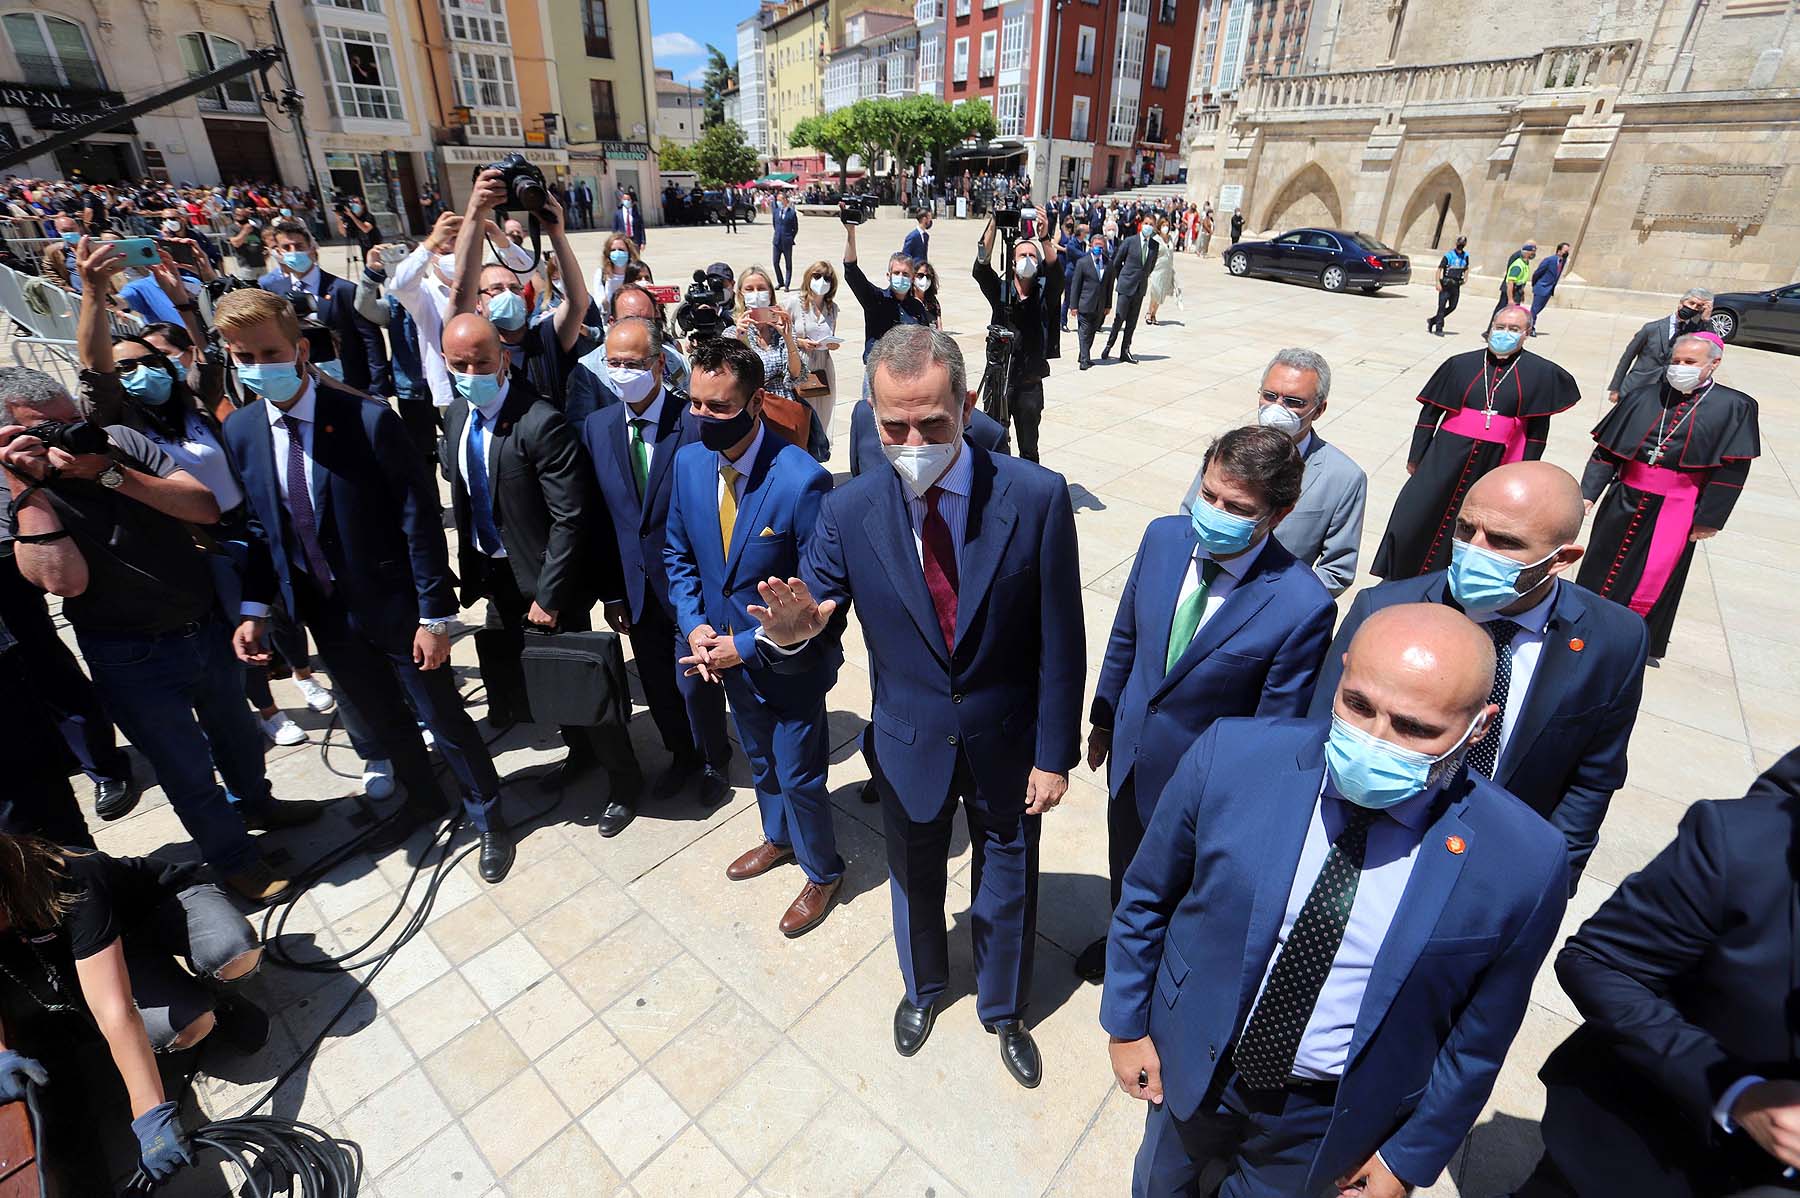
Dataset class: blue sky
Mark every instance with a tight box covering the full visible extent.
[648,0,739,85]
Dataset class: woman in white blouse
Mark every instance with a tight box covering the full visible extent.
[783,259,842,438]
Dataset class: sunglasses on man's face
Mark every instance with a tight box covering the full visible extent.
[1258,389,1315,412]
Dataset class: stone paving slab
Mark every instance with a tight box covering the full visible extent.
[70,210,1797,1196]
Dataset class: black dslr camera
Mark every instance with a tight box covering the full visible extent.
[838,194,878,226]
[22,419,110,457]
[482,154,551,219]
[992,203,1021,232]
[674,270,730,342]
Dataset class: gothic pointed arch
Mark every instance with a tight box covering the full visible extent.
[1396,163,1468,252]
[1261,163,1344,231]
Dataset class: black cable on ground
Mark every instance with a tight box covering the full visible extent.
[122,1115,363,1198]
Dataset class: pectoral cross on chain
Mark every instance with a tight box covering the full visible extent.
[1647,443,1665,466]
[1484,405,1495,430]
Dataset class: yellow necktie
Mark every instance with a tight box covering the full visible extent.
[719,463,740,558]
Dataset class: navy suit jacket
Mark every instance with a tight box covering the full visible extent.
[1102,718,1568,1190]
[1091,521,1334,812]
[1308,574,1647,887]
[582,392,697,623]
[901,227,929,262]
[259,267,389,396]
[772,204,799,248]
[845,399,1010,478]
[612,205,646,247]
[225,378,453,651]
[663,427,840,704]
[800,445,1084,819]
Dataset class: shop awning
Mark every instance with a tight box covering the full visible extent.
[757,172,799,183]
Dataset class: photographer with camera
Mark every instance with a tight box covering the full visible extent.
[228,206,268,283]
[0,368,318,903]
[258,218,390,397]
[973,213,1061,463]
[450,166,594,412]
[336,194,381,257]
[841,206,929,370]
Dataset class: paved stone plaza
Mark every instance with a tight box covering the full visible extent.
[79,212,1797,1196]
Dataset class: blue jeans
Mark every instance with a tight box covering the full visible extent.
[75,615,266,872]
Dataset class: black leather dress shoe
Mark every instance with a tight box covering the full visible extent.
[94,777,139,821]
[1120,351,1139,365]
[893,998,938,1058]
[990,1019,1042,1088]
[652,755,702,800]
[478,828,516,883]
[597,800,636,838]
[698,767,732,808]
[1074,937,1107,983]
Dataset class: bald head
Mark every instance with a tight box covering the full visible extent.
[1464,462,1585,545]
[1452,461,1586,612]
[442,313,504,377]
[1335,604,1497,759]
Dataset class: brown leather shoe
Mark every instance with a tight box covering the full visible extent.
[223,859,290,905]
[779,878,841,938]
[725,840,794,881]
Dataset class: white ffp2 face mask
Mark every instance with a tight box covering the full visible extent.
[883,441,958,497]
[1665,363,1707,393]
[606,364,658,405]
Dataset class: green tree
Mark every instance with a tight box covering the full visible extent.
[692,121,760,186]
[701,45,735,129]
[790,109,861,190]
[658,140,697,174]
[950,97,998,145]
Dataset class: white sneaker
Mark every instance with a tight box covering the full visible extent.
[294,676,336,713]
[259,711,306,747]
[362,758,395,800]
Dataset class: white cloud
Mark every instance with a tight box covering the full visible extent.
[681,65,708,85]
[653,32,706,58]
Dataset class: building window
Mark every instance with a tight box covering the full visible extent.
[951,36,968,82]
[978,29,995,76]
[179,32,257,112]
[1151,43,1170,87]
[321,25,404,121]
[999,11,1025,70]
[3,13,102,89]
[590,78,619,139]
[920,32,940,84]
[983,0,998,10]
[1158,0,1177,20]
[583,0,612,58]
[312,0,382,11]
[471,112,521,139]
[1144,104,1163,142]
[1075,25,1096,73]
[1070,94,1090,140]
[453,49,518,109]
[955,0,970,15]
[443,0,508,43]
[996,82,1021,135]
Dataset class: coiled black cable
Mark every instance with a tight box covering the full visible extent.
[122,1116,362,1198]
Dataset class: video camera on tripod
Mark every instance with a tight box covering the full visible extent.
[674,269,731,343]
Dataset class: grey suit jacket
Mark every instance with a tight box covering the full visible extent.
[1608,316,1674,395]
[1180,433,1367,596]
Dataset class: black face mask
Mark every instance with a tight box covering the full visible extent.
[1677,306,1706,329]
[698,405,756,451]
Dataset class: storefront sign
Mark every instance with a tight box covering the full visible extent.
[440,144,569,167]
[0,80,135,133]
[599,140,650,161]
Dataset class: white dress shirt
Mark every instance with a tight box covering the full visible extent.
[391,240,536,408]
[625,389,668,471]
[1172,529,1269,645]
[902,442,973,572]
[1468,580,1557,767]
[458,376,510,559]
[1251,778,1437,1080]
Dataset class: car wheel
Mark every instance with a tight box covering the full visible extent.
[1321,266,1347,292]
[1227,251,1251,276]
[1710,309,1738,342]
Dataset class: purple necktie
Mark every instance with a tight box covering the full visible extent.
[282,415,333,595]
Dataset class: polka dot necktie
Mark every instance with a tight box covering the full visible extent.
[1465,619,1521,779]
[1234,805,1380,1091]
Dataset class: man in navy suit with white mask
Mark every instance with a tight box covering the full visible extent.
[749,325,1085,1089]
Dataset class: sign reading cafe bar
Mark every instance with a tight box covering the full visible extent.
[0,80,135,132]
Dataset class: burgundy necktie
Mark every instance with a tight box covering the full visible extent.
[282,415,333,595]
[921,486,958,653]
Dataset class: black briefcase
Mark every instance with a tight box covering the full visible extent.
[518,629,631,729]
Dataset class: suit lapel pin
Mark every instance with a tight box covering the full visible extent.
[1568,638,1585,652]
[1445,835,1466,855]
[323,425,334,434]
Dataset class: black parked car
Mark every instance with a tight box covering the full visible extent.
[1223,228,1411,293]
[1709,282,1800,351]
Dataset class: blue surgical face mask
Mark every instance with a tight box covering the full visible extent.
[237,360,305,405]
[1488,329,1523,355]
[1447,539,1561,614]
[608,249,630,267]
[1325,712,1483,810]
[279,207,293,217]
[282,250,314,273]
[889,274,912,294]
[486,289,528,331]
[121,363,174,405]
[452,368,504,407]
[1189,498,1262,557]
[60,231,81,246]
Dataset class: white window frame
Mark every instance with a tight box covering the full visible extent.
[452,47,518,110]
[312,0,382,11]
[180,32,257,110]
[320,24,405,122]
[983,0,999,11]
[1075,25,1096,74]
[920,32,940,84]
[1070,93,1090,140]
[951,36,968,82]
[978,29,996,76]
[1151,43,1170,88]
[956,0,970,15]
[996,82,1022,135]
[999,11,1025,71]
[443,0,508,44]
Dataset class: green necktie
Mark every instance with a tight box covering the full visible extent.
[630,418,649,498]
[1166,559,1221,674]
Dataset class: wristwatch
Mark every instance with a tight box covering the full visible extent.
[97,465,124,489]
[421,620,451,637]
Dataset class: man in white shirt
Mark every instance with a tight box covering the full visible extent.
[388,209,538,408]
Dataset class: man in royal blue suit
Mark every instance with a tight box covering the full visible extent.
[1308,461,1647,892]
[770,192,799,291]
[215,289,515,883]
[1103,605,1567,1196]
[583,316,733,824]
[1080,425,1335,981]
[663,337,844,939]
[258,218,389,396]
[749,325,1085,1089]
